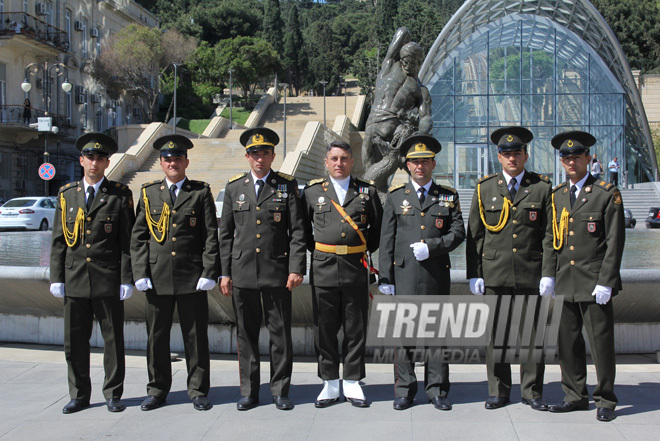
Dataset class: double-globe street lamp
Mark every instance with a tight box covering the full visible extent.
[319,80,328,126]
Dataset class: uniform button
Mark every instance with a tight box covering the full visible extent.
[421,212,425,217]
[86,257,91,262]
[172,223,177,228]
[589,216,593,220]
[569,231,574,236]
[512,234,518,239]
[256,206,261,211]
[569,245,574,250]
[341,233,346,237]
[420,239,425,243]
[570,260,575,265]
[86,230,92,235]
[284,252,288,256]
[86,244,91,249]
[512,220,518,224]
[341,220,345,223]
[172,237,177,242]
[421,226,426,230]
[256,220,261,225]
[393,261,397,265]
[513,248,517,253]
[256,234,261,239]
[172,210,177,214]
[256,248,261,253]
[171,251,176,256]
[569,218,574,223]
[87,217,92,222]
[512,206,517,211]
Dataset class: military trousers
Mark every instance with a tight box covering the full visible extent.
[232,286,293,398]
[312,284,369,381]
[64,295,125,401]
[144,291,210,400]
[485,288,545,400]
[558,300,617,409]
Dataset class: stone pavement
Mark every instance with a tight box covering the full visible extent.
[0,343,658,441]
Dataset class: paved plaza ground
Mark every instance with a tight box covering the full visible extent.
[0,343,658,440]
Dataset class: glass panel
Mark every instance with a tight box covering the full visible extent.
[590,94,624,126]
[522,94,555,126]
[455,96,489,127]
[557,94,587,126]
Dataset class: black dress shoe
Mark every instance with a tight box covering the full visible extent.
[140,395,165,411]
[596,407,615,422]
[192,395,212,411]
[548,401,589,413]
[106,398,125,413]
[346,397,370,408]
[393,397,413,410]
[315,397,340,408]
[522,397,548,411]
[273,396,294,410]
[62,399,90,414]
[237,396,259,411]
[484,396,510,409]
[430,396,452,411]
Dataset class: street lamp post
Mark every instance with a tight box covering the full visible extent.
[228,68,235,129]
[172,63,180,133]
[319,80,328,126]
[341,80,347,116]
[279,83,289,158]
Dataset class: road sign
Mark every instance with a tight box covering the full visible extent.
[39,163,56,181]
[37,117,52,132]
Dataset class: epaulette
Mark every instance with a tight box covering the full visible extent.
[535,173,551,183]
[111,181,129,191]
[59,181,78,193]
[306,178,325,187]
[228,172,248,183]
[438,184,457,194]
[388,183,405,192]
[552,182,567,193]
[188,179,209,188]
[355,177,375,187]
[277,172,295,181]
[478,173,498,183]
[142,180,161,188]
[595,180,615,191]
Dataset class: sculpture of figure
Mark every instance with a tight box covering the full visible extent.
[361,27,433,194]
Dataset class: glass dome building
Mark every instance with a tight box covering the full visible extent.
[419,0,658,188]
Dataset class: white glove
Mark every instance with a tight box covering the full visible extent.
[539,277,555,297]
[196,277,216,291]
[469,278,485,295]
[119,284,133,301]
[410,242,430,261]
[378,284,395,295]
[50,283,65,298]
[135,278,153,292]
[591,285,612,305]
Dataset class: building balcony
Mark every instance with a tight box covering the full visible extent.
[0,12,70,53]
[0,105,76,137]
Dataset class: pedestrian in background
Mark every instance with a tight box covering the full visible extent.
[591,154,603,180]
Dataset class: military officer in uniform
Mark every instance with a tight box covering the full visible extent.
[219,128,306,411]
[50,132,135,414]
[302,140,382,408]
[548,131,625,422]
[131,134,220,411]
[378,134,465,411]
[465,126,555,411]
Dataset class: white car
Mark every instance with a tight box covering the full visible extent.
[0,197,57,231]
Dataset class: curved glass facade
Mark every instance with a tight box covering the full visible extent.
[420,0,657,188]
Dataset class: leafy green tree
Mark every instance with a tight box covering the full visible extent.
[263,0,285,54]
[283,4,306,95]
[190,0,262,44]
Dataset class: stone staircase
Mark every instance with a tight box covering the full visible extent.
[620,185,660,222]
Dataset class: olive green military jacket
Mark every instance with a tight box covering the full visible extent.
[219,170,306,289]
[466,171,555,289]
[50,178,135,298]
[379,181,465,296]
[302,176,383,287]
[552,175,625,302]
[131,178,220,295]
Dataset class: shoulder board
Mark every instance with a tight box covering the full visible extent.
[306,178,325,187]
[354,177,375,187]
[142,180,161,188]
[552,182,567,193]
[388,183,406,192]
[60,181,77,193]
[108,180,129,191]
[530,172,550,183]
[478,173,498,183]
[594,180,615,191]
[437,184,457,194]
[228,172,248,183]
[277,172,295,181]
[188,180,209,188]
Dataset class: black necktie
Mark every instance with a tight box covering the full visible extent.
[170,184,177,205]
[570,184,577,208]
[418,187,426,205]
[86,186,95,211]
[256,179,264,199]
[509,177,517,201]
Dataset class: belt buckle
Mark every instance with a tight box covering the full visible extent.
[335,245,348,255]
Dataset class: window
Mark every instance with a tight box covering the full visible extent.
[45,1,54,27]
[0,63,6,107]
[82,101,88,129]
[81,18,88,58]
[23,0,28,13]
[64,10,71,46]
[96,34,101,56]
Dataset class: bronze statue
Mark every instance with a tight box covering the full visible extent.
[362,27,433,194]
